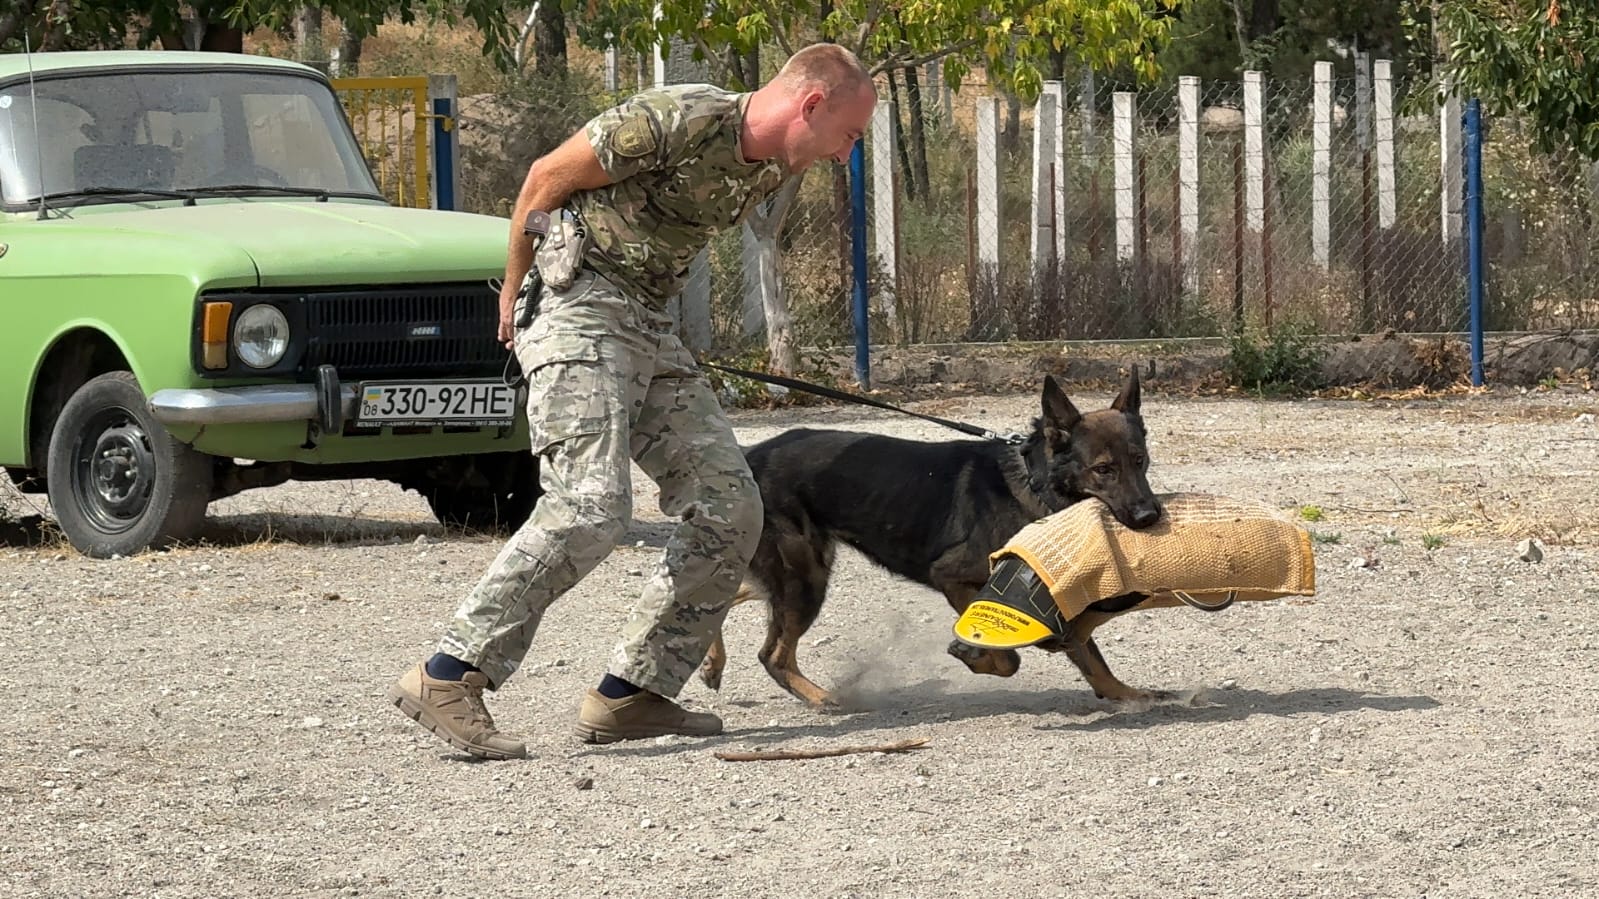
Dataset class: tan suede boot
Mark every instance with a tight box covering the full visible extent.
[387,663,527,760]
[574,688,722,744]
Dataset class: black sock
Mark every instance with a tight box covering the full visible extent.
[425,653,478,682]
[597,673,642,699]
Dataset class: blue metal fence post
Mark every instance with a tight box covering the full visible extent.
[427,74,458,211]
[849,137,870,390]
[1464,98,1485,386]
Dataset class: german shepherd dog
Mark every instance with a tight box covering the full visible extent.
[700,370,1167,709]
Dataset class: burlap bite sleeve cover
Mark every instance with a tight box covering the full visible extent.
[993,492,1317,621]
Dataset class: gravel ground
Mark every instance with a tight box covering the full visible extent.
[3,383,1597,898]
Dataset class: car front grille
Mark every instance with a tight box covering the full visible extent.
[300,282,503,380]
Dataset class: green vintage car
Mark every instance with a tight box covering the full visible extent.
[0,50,540,558]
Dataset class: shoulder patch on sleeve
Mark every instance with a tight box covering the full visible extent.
[610,115,658,159]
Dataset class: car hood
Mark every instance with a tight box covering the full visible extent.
[51,200,509,287]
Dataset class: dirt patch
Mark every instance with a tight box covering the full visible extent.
[3,385,1598,897]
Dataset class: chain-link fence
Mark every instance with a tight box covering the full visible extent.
[868,65,1472,345]
[893,73,1033,346]
[702,156,864,354]
[1480,115,1599,333]
[1143,69,1472,338]
[449,47,1599,375]
[859,60,1599,351]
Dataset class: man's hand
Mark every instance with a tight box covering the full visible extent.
[497,280,520,349]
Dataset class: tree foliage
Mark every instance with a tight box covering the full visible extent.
[1439,0,1599,160]
[576,0,1183,98]
[1,0,518,65]
[1155,0,1423,89]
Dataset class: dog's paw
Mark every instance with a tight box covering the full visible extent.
[808,693,844,712]
[1098,687,1178,705]
[697,663,724,691]
[946,641,1022,677]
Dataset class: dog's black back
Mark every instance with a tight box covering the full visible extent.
[704,372,1161,708]
[743,428,1045,587]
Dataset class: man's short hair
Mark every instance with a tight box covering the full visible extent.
[775,43,874,99]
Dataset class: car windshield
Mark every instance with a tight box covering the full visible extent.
[0,67,383,207]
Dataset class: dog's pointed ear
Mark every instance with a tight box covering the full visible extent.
[1111,366,1142,415]
[1042,374,1082,433]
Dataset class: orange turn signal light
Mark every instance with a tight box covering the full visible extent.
[201,301,232,370]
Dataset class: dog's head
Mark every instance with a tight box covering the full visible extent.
[1027,370,1162,529]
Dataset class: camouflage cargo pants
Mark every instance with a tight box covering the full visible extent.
[437,270,763,696]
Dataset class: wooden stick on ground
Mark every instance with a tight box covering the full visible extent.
[713,738,930,762]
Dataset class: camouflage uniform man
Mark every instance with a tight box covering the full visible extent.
[389,43,879,759]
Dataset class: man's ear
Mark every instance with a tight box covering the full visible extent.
[801,89,825,118]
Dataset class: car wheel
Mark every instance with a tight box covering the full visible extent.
[46,371,214,558]
[416,451,541,535]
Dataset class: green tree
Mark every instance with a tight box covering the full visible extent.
[1439,0,1599,159]
[578,0,1180,97]
[512,1,569,76]
[2,0,128,50]
[1154,0,1425,89]
[1,0,518,65]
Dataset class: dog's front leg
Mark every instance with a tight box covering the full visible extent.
[699,629,727,690]
[946,640,1022,677]
[939,581,1022,678]
[1060,608,1174,703]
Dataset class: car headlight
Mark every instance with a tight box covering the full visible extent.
[233,304,290,369]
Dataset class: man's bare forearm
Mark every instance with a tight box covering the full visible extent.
[495,131,615,348]
[499,133,610,304]
[503,168,578,294]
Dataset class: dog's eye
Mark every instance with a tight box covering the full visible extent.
[1132,455,1147,467]
[1092,464,1114,475]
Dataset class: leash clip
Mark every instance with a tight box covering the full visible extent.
[989,430,1026,446]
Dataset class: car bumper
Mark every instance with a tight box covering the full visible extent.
[149,364,353,430]
[148,383,357,426]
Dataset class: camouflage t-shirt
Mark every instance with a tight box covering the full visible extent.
[571,84,791,307]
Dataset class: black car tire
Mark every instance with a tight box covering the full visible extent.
[46,371,213,558]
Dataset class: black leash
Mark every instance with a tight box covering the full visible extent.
[700,361,1025,445]
[493,256,1019,446]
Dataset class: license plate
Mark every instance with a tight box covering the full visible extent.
[354,380,518,428]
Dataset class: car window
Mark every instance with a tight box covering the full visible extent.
[0,94,93,201]
[138,99,225,190]
[241,92,354,190]
[0,67,380,206]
